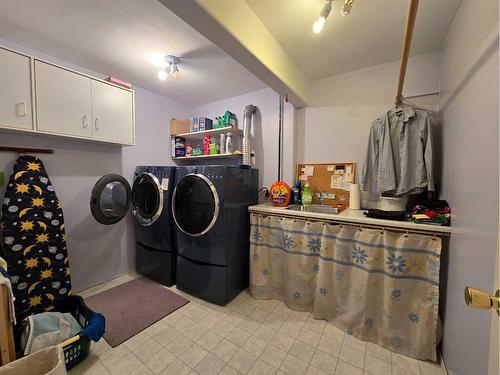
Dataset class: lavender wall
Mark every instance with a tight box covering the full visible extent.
[296,51,441,181]
[438,2,499,374]
[192,88,296,190]
[0,41,191,291]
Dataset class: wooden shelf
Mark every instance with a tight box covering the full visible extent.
[172,153,243,161]
[172,126,243,140]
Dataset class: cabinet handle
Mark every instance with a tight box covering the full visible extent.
[15,102,26,117]
[95,118,100,130]
[83,115,89,128]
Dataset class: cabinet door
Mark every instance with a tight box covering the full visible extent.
[35,61,92,138]
[91,80,134,144]
[0,48,33,130]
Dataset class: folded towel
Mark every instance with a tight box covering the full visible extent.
[20,312,81,355]
[0,256,16,324]
[363,209,408,221]
[80,313,106,342]
[0,256,7,271]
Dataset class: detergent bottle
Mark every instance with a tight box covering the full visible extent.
[302,181,312,206]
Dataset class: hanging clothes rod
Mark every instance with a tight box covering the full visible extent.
[395,0,419,105]
[0,146,54,154]
[404,91,439,99]
[253,212,450,237]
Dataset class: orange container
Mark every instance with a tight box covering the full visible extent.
[270,181,291,207]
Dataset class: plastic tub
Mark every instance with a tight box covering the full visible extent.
[379,196,407,211]
[52,296,95,370]
[360,191,380,210]
[0,346,67,375]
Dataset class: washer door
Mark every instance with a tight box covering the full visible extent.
[131,172,163,226]
[90,174,131,225]
[172,173,219,237]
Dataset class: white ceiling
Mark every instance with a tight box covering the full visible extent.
[0,0,265,107]
[245,0,462,80]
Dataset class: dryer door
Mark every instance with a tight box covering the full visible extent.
[131,172,163,226]
[90,174,131,225]
[172,173,219,237]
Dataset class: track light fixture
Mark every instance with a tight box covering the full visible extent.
[313,0,354,33]
[313,0,333,34]
[158,55,181,81]
[341,0,354,17]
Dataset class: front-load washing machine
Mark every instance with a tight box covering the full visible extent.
[90,166,176,286]
[172,165,258,305]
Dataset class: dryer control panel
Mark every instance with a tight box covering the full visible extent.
[205,172,223,180]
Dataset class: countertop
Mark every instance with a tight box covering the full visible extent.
[248,203,452,235]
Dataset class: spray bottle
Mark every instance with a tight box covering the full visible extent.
[225,133,233,154]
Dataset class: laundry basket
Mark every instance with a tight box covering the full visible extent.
[0,345,67,375]
[52,295,95,370]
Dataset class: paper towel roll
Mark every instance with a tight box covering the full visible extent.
[349,183,361,210]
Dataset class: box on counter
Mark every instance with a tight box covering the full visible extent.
[199,117,213,131]
[190,117,199,132]
[171,136,186,158]
[105,76,132,89]
[190,116,213,132]
[170,118,191,135]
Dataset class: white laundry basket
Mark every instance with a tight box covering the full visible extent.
[0,346,66,375]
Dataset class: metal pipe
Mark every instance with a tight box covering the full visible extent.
[242,104,257,166]
[278,96,284,181]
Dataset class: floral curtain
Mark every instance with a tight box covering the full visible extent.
[249,213,442,361]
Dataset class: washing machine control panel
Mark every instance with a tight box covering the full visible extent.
[205,172,222,180]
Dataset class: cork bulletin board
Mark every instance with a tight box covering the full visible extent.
[296,162,356,212]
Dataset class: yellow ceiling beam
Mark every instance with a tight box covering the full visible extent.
[160,0,310,107]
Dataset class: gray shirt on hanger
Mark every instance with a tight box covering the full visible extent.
[361,106,435,196]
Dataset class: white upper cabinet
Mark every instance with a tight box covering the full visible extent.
[0,47,135,145]
[0,48,33,130]
[35,60,93,139]
[34,60,135,144]
[91,80,134,144]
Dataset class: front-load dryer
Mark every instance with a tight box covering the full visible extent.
[172,165,258,305]
[90,166,176,286]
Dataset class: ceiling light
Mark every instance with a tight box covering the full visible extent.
[158,70,167,80]
[157,55,181,81]
[313,17,326,34]
[313,0,333,34]
[341,0,354,17]
[172,63,181,79]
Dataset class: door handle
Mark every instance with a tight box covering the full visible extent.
[83,115,89,128]
[95,118,100,130]
[464,287,500,315]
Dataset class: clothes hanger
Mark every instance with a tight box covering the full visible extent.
[401,96,437,115]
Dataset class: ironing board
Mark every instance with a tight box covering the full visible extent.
[1,155,72,319]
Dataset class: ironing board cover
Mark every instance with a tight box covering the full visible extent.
[1,155,71,318]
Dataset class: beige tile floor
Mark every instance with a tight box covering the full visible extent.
[69,273,445,375]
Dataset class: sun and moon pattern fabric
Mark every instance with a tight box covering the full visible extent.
[1,155,71,319]
[249,214,442,361]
